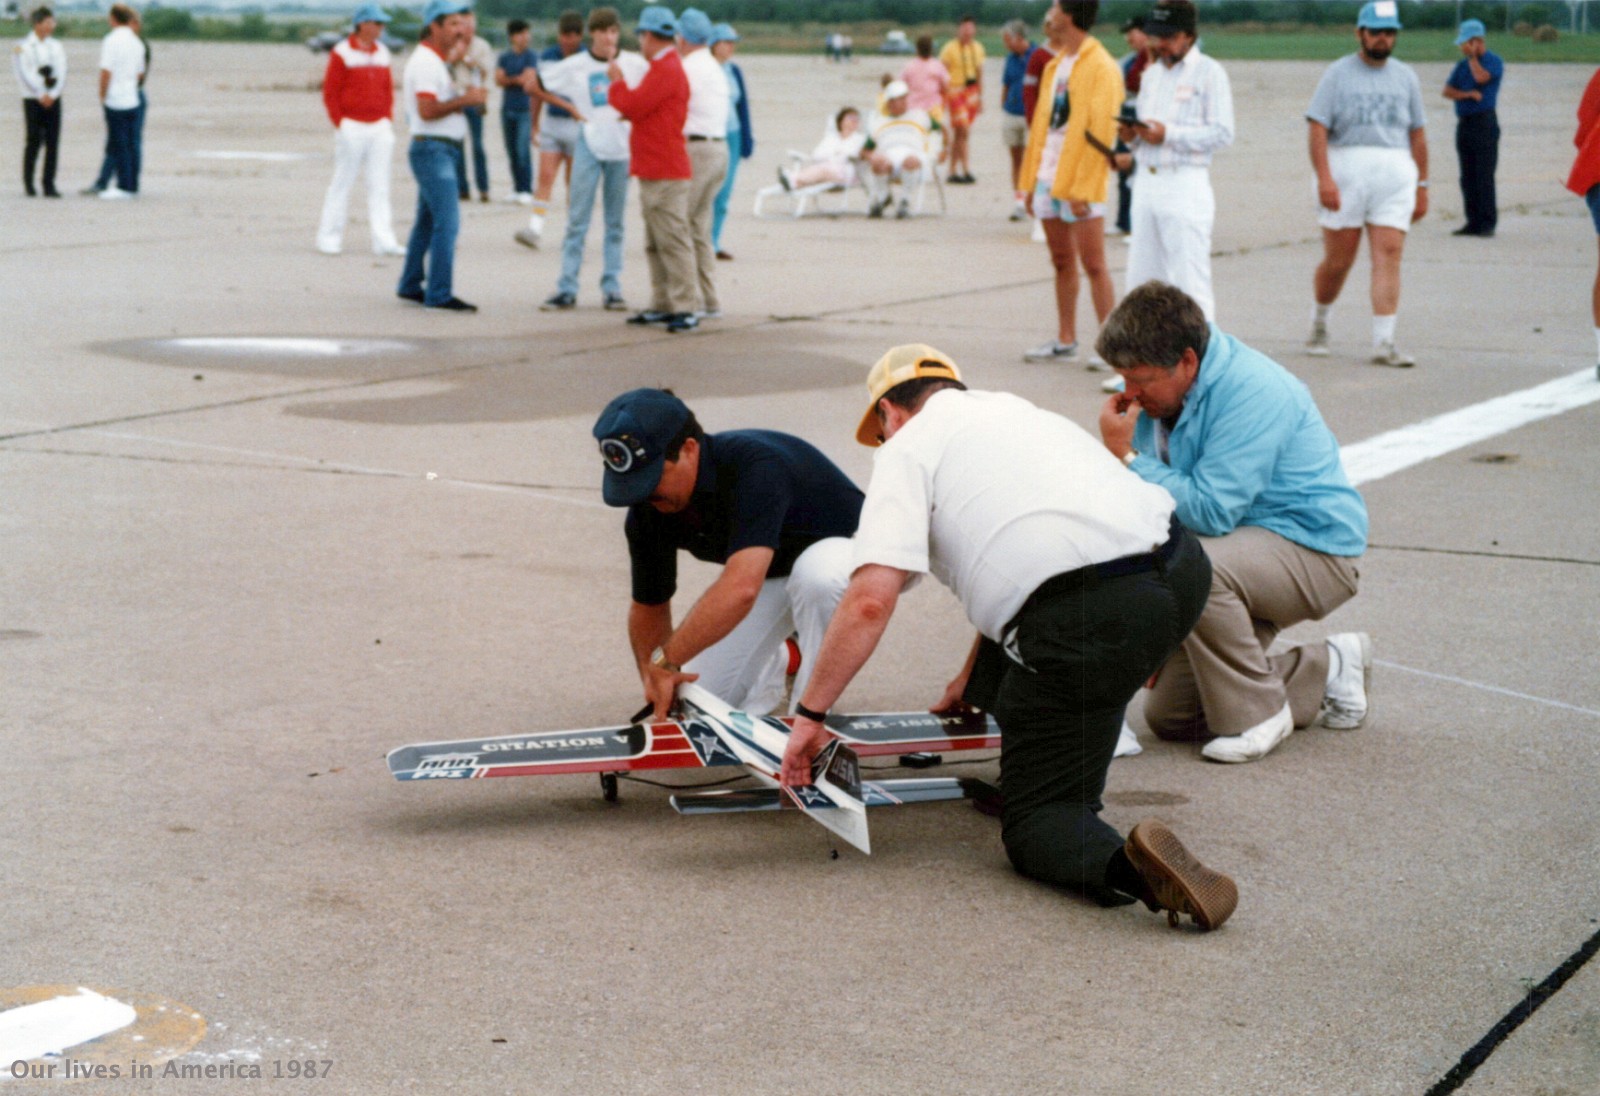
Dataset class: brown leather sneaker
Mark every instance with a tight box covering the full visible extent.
[1125,820,1238,931]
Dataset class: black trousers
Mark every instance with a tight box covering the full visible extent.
[967,527,1211,904]
[22,98,61,194]
[1456,111,1499,234]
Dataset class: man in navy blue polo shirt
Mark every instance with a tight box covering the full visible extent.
[594,389,863,719]
[1442,18,1502,238]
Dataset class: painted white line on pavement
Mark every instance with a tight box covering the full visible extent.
[1375,658,1600,719]
[1341,368,1600,487]
[0,987,137,1062]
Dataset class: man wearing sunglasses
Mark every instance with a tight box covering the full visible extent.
[593,389,863,722]
[1305,0,1429,367]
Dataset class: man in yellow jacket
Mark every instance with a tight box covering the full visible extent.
[1018,1,1122,368]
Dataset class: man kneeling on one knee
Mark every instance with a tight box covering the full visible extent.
[1097,281,1372,763]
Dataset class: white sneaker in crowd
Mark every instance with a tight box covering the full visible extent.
[1371,341,1416,368]
[1023,339,1078,363]
[1085,354,1109,372]
[1320,632,1372,730]
[99,187,135,201]
[373,242,406,257]
[1101,375,1126,394]
[1200,703,1294,764]
[1114,720,1143,758]
[1306,320,1330,357]
[316,240,341,255]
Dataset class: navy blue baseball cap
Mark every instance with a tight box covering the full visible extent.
[593,389,691,507]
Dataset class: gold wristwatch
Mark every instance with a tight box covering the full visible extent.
[650,646,680,672]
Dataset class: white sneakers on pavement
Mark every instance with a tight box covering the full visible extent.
[1321,632,1372,730]
[1200,703,1294,764]
[1023,339,1077,363]
[1114,720,1143,758]
[1371,341,1416,368]
[1306,319,1330,357]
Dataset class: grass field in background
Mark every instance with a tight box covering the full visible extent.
[6,18,1599,64]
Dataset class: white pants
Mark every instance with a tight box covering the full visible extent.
[1125,164,1216,320]
[870,146,924,199]
[316,118,400,253]
[683,537,853,716]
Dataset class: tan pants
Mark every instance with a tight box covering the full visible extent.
[1144,525,1360,740]
[685,139,727,312]
[637,177,696,315]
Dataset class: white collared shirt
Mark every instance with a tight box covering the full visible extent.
[851,389,1175,640]
[1133,47,1234,170]
[680,46,729,138]
[404,41,466,140]
[99,25,145,110]
[14,30,67,99]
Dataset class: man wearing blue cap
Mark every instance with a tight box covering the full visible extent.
[315,3,405,256]
[608,5,697,332]
[676,8,728,321]
[1442,18,1502,238]
[1305,0,1429,367]
[593,389,863,719]
[397,0,486,312]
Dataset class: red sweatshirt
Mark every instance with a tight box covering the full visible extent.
[609,47,690,180]
[1568,67,1600,197]
[323,35,394,126]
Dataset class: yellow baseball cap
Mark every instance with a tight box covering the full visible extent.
[856,344,963,447]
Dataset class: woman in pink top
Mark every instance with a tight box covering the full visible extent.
[899,35,950,119]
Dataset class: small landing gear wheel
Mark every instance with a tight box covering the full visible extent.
[600,772,619,803]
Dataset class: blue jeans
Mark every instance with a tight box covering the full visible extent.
[95,89,144,190]
[712,143,740,250]
[558,134,630,298]
[501,109,532,195]
[103,104,139,192]
[455,107,488,197]
[399,138,461,306]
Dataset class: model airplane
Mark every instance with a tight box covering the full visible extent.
[385,683,1001,854]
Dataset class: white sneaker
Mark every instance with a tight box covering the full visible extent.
[1371,341,1416,368]
[516,192,534,205]
[1085,354,1109,372]
[1009,200,1027,222]
[372,241,405,257]
[1321,632,1372,730]
[99,187,135,201]
[1030,218,1046,243]
[316,240,341,255]
[514,228,540,250]
[1023,339,1077,363]
[1200,703,1294,764]
[1306,320,1330,357]
[1101,375,1126,394]
[1113,720,1143,758]
[525,212,545,237]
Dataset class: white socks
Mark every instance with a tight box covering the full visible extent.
[1372,313,1397,349]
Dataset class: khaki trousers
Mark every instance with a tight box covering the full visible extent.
[1144,525,1360,740]
[637,177,696,314]
[685,139,727,312]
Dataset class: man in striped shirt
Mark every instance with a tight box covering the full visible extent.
[1116,1,1233,320]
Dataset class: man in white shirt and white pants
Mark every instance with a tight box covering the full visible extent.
[97,3,145,198]
[675,7,728,318]
[779,345,1239,932]
[1117,1,1233,320]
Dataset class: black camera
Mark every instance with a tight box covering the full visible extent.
[39,64,57,90]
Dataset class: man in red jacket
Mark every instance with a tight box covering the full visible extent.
[608,5,697,333]
[1569,66,1600,380]
[316,3,404,256]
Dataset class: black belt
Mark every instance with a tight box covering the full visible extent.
[687,135,724,142]
[413,135,463,148]
[1006,518,1185,633]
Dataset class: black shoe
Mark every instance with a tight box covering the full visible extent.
[602,293,629,312]
[541,292,577,311]
[42,188,60,198]
[25,186,36,197]
[427,297,478,312]
[665,312,699,333]
[397,289,425,304]
[627,310,672,325]
[868,197,886,219]
[716,250,733,261]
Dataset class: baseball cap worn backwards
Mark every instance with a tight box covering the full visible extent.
[352,3,390,26]
[677,7,713,45]
[422,0,469,25]
[857,344,963,447]
[636,5,676,37]
[1456,18,1486,44]
[593,389,691,507]
[1357,1,1402,30]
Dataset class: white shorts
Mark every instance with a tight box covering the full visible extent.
[1000,112,1028,150]
[879,145,926,173]
[1316,145,1418,232]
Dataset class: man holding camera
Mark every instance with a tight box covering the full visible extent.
[14,6,65,198]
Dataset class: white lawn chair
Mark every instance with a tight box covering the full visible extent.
[752,150,864,218]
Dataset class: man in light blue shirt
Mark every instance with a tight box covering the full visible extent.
[1097,282,1371,764]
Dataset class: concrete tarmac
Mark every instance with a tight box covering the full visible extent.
[3,43,1598,1095]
